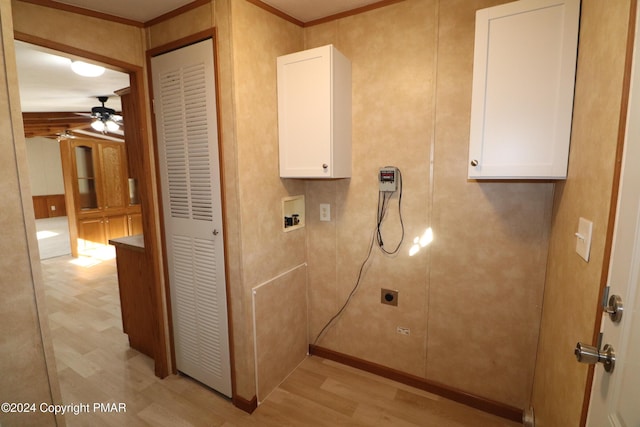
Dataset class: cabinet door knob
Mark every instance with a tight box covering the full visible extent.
[322,164,328,170]
[470,159,479,167]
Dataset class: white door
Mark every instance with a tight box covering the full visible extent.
[151,39,232,397]
[586,5,640,424]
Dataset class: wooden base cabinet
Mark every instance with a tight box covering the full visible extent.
[78,217,106,250]
[110,236,155,359]
[77,212,140,250]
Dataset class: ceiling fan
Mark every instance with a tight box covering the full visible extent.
[90,96,122,133]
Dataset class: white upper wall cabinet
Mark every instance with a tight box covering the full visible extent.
[468,0,580,179]
[277,45,352,178]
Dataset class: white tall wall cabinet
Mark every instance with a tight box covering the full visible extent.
[277,44,352,178]
[468,0,580,179]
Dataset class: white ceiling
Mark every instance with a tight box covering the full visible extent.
[15,0,384,114]
[261,0,384,22]
[15,40,129,113]
[56,0,196,23]
[55,0,384,24]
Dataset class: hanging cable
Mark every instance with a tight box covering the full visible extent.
[313,229,376,345]
[313,167,404,345]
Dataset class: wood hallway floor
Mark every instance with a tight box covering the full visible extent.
[40,254,520,427]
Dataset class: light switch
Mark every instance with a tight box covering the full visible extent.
[320,203,331,222]
[576,217,593,262]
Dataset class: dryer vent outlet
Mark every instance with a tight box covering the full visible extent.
[381,289,398,306]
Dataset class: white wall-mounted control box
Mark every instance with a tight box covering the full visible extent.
[379,167,398,192]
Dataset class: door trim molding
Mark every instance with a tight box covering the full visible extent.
[13,31,169,378]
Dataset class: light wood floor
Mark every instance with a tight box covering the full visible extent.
[41,254,520,427]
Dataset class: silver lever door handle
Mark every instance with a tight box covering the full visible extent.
[575,342,615,373]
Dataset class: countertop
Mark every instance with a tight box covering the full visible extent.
[109,234,145,252]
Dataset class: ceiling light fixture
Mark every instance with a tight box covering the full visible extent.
[91,119,106,132]
[91,96,121,133]
[71,60,105,77]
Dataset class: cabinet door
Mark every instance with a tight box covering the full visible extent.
[73,142,100,211]
[105,214,128,241]
[278,46,331,177]
[468,0,580,179]
[100,143,128,211]
[78,217,105,249]
[127,213,143,236]
[277,45,352,178]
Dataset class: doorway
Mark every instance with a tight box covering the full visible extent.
[13,33,168,405]
[150,37,232,397]
[16,39,130,259]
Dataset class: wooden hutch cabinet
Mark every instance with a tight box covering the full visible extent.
[60,138,141,255]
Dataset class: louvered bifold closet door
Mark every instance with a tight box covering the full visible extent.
[151,38,232,397]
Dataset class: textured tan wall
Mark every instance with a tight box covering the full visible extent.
[11,0,144,67]
[304,0,552,409]
[305,0,434,378]
[531,1,632,425]
[146,3,214,50]
[428,0,552,407]
[253,265,307,401]
[211,0,255,402]
[231,0,305,287]
[0,0,58,425]
[230,0,306,399]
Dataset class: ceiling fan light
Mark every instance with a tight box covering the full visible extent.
[106,120,120,132]
[71,61,105,77]
[91,119,106,132]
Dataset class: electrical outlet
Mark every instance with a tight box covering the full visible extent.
[397,326,410,336]
[51,205,56,211]
[320,203,331,221]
